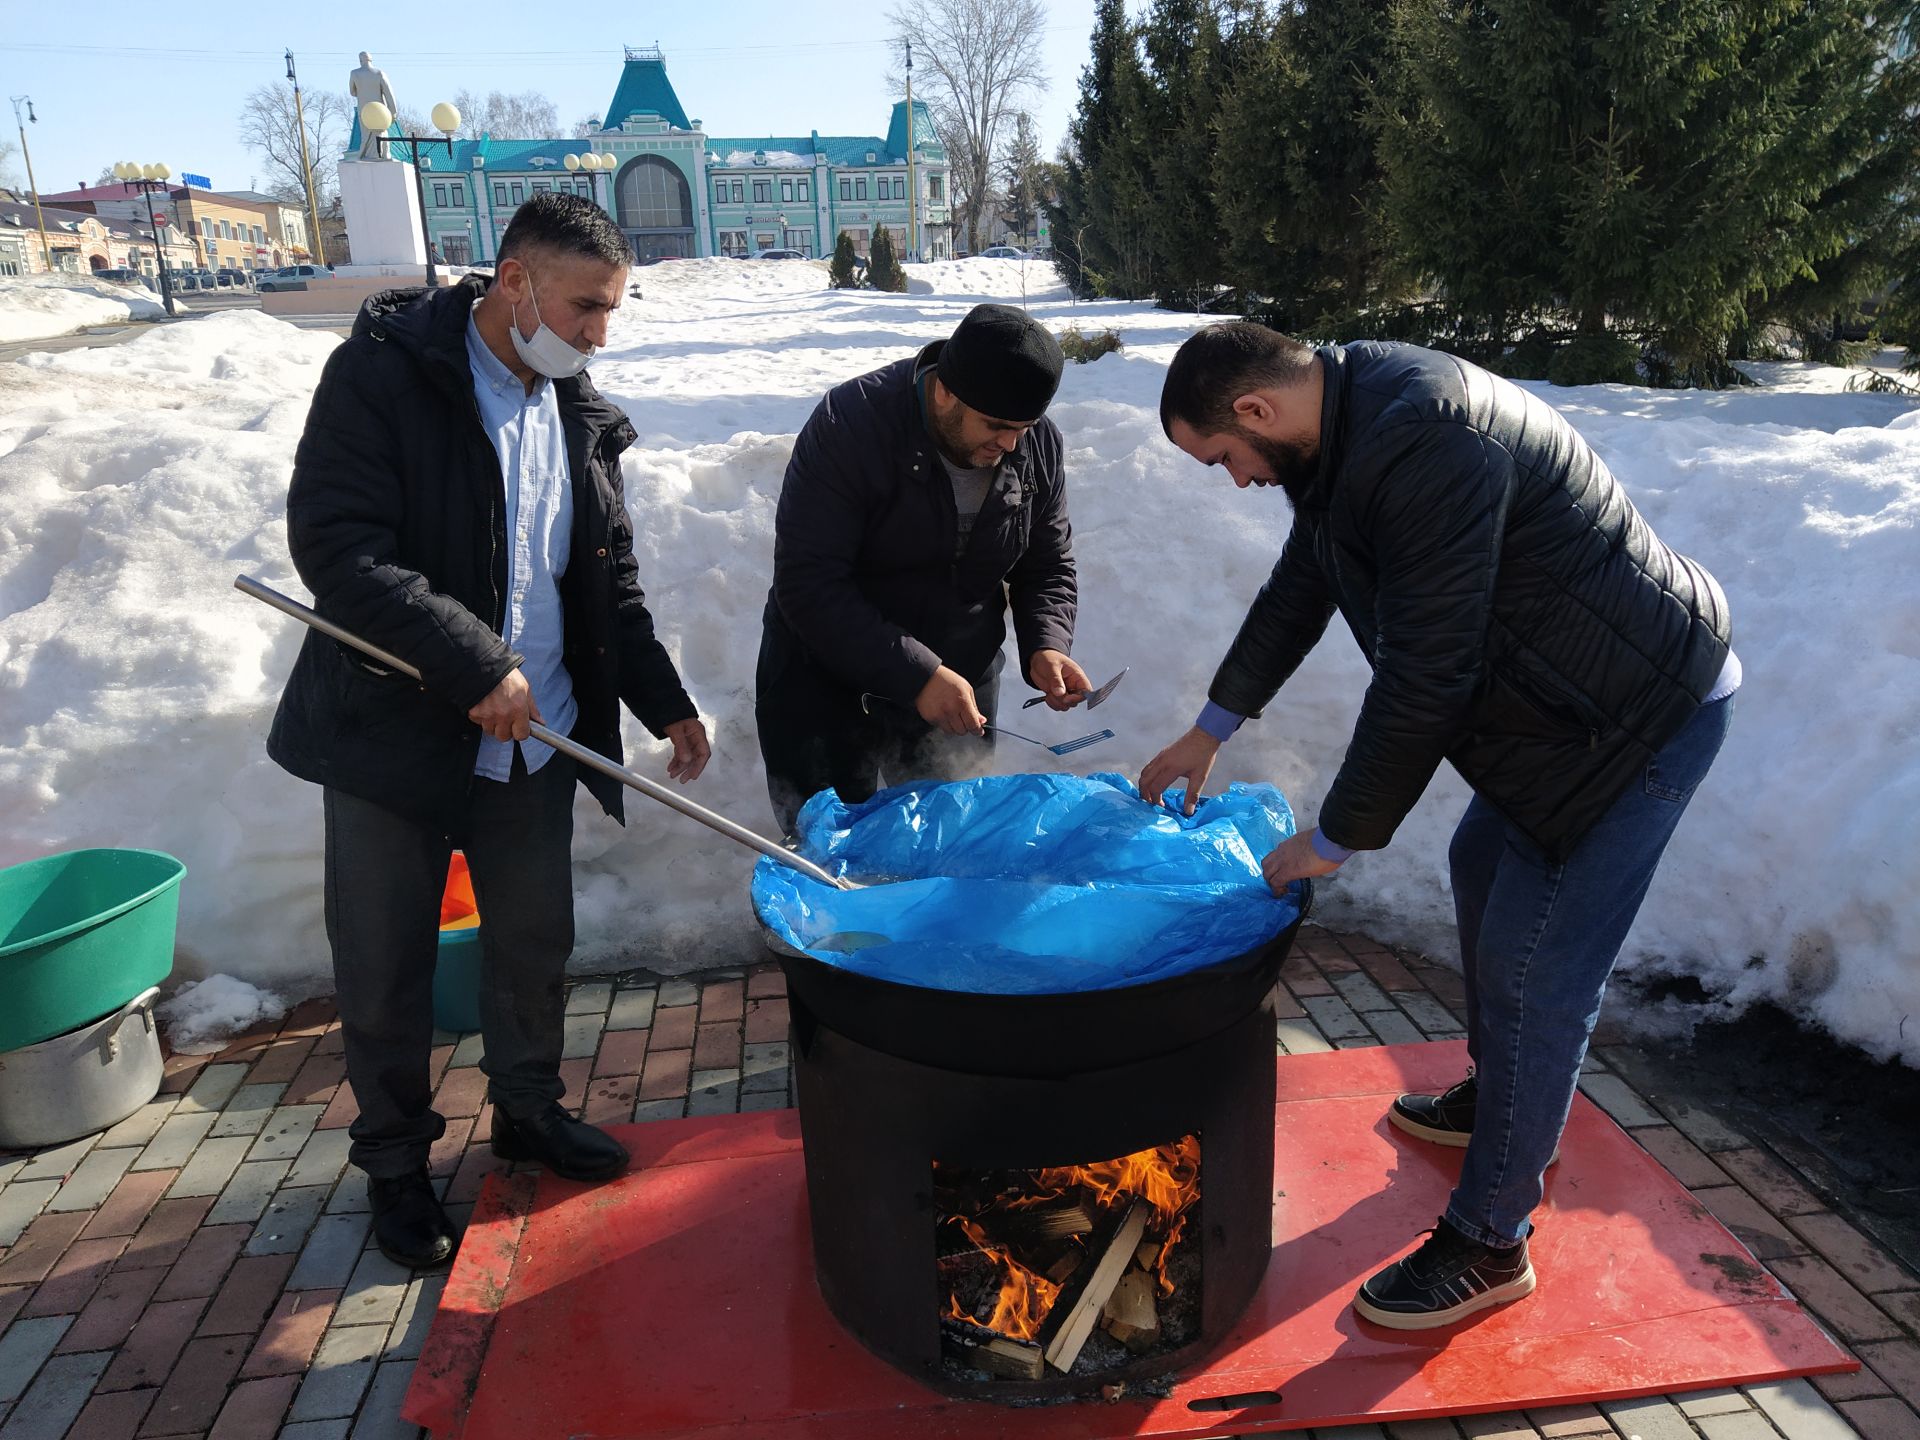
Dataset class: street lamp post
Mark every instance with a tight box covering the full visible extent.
[284,52,328,268]
[359,99,462,287]
[112,162,177,317]
[9,95,53,272]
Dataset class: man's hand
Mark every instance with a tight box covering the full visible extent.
[1028,649,1093,711]
[1260,830,1345,896]
[1139,726,1222,816]
[915,666,987,736]
[663,717,711,784]
[468,669,540,742]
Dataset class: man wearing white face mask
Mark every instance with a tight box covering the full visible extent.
[269,192,711,1269]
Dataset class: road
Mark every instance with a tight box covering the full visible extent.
[0,289,354,365]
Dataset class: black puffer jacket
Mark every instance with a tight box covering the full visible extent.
[761,342,1077,703]
[1211,341,1731,860]
[267,275,697,834]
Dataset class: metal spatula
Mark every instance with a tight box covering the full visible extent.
[859,692,1116,757]
[1022,666,1129,710]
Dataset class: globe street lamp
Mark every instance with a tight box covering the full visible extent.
[360,99,462,288]
[112,162,177,317]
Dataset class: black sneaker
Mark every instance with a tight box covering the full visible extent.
[1389,1073,1560,1165]
[367,1169,456,1269]
[1353,1218,1536,1330]
[1389,1073,1479,1147]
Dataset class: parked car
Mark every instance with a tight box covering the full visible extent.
[980,245,1028,260]
[216,268,252,289]
[93,268,153,290]
[169,270,199,292]
[755,247,806,260]
[255,264,326,293]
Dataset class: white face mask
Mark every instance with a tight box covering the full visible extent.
[509,276,594,379]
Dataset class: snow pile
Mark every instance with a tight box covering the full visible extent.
[2,264,1917,1063]
[158,974,288,1053]
[0,274,165,343]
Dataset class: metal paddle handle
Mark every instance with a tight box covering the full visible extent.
[235,575,854,891]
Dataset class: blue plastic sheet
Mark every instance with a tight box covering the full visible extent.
[751,771,1304,995]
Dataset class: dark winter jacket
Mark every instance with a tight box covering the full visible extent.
[1211,341,1731,860]
[760,341,1077,704]
[267,275,697,834]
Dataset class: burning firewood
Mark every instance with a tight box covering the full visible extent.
[1101,1269,1161,1353]
[1043,1199,1153,1373]
[940,1316,1045,1381]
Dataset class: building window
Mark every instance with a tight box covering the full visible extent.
[898,177,909,199]
[839,178,851,201]
[780,179,793,203]
[784,227,810,255]
[755,231,777,251]
[452,183,465,206]
[613,155,693,232]
[714,179,727,204]
[929,176,944,203]
[730,179,744,203]
[221,220,233,239]
[494,182,508,206]
[434,183,448,206]
[442,234,472,265]
[510,182,524,204]
[855,177,867,200]
[533,179,550,193]
[753,179,770,203]
[200,218,213,239]
[718,229,748,257]
[797,178,809,202]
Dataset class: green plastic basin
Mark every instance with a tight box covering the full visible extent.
[433,926,483,1034]
[0,848,185,1051]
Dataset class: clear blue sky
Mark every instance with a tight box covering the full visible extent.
[5,0,1097,197]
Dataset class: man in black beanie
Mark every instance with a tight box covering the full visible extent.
[755,302,1086,832]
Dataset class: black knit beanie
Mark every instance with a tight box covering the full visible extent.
[935,304,1064,423]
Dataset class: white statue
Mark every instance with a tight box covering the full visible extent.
[348,52,399,161]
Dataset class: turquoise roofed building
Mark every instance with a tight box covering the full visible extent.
[406,47,951,267]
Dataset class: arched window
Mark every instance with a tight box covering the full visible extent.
[615,156,691,231]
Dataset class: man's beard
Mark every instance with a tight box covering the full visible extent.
[931,400,991,469]
[1242,426,1318,500]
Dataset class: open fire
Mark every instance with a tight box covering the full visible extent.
[935,1135,1203,1380]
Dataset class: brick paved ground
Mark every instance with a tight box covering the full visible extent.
[1,927,1915,1440]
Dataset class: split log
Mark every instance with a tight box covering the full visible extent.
[940,1316,1045,1381]
[1134,1240,1162,1271]
[1044,1199,1153,1374]
[1101,1269,1161,1353]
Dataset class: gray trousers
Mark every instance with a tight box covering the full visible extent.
[322,750,576,1179]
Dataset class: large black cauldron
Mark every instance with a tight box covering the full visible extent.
[773,894,1307,1400]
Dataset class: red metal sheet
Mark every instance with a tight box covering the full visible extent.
[404,1042,1854,1440]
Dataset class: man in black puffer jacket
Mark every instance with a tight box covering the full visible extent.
[1142,324,1738,1330]
[268,194,710,1269]
[756,304,1085,832]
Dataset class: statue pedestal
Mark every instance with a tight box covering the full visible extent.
[340,157,426,267]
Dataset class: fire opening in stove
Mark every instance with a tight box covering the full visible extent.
[934,1135,1203,1381]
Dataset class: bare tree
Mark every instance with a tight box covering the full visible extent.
[239,81,350,208]
[572,114,604,139]
[451,90,561,140]
[0,139,23,192]
[888,0,1047,253]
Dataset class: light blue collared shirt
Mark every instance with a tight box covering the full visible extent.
[466,306,577,779]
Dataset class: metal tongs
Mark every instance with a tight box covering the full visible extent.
[858,692,1115,757]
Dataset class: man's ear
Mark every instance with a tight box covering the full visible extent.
[1231,391,1277,430]
[493,256,527,302]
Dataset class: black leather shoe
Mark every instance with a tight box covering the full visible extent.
[491,1104,629,1182]
[367,1170,456,1269]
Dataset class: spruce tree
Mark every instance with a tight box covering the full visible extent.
[869,225,908,293]
[828,230,861,290]
[1056,0,1160,298]
[1214,0,1398,329]
[999,113,1045,248]
[1141,0,1232,308]
[1376,0,1920,380]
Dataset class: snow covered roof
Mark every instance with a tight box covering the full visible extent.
[706,130,932,169]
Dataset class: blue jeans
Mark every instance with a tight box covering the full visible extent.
[1445,694,1734,1246]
